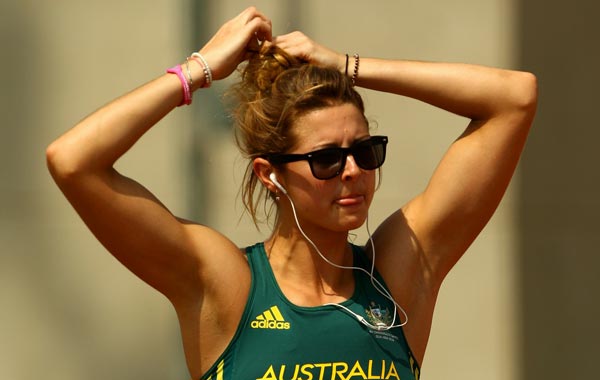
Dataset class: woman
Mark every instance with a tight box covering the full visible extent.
[46,7,537,380]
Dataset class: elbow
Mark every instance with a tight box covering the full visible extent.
[520,71,538,112]
[512,71,539,120]
[488,70,538,129]
[46,139,82,184]
[46,140,69,182]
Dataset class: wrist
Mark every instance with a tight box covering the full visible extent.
[335,53,347,74]
[166,53,213,107]
[166,64,192,106]
[190,52,213,90]
[186,58,207,91]
[343,53,360,86]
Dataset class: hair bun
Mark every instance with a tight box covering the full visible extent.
[244,44,298,94]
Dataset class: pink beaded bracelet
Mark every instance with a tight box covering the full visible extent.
[166,64,192,106]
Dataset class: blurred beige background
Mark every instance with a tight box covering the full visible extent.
[1,0,598,379]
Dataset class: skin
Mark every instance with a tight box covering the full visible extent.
[46,6,538,379]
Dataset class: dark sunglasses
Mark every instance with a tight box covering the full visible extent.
[267,135,388,180]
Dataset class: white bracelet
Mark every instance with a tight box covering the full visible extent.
[191,52,213,88]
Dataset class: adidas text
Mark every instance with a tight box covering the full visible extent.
[251,306,291,330]
[251,320,291,329]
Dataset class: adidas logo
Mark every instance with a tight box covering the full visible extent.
[250,305,291,330]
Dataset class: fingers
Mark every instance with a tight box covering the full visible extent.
[271,31,310,55]
[240,7,272,42]
[247,18,273,45]
[233,7,273,59]
[196,7,273,80]
[196,7,345,82]
[273,32,344,71]
[240,6,269,24]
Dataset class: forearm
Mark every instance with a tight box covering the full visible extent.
[47,72,186,179]
[47,4,271,180]
[354,57,537,122]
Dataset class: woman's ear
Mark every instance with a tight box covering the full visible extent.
[253,157,278,193]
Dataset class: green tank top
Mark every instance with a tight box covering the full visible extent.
[200,242,421,380]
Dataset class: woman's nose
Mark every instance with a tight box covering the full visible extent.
[341,154,360,181]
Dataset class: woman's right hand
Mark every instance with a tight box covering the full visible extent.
[197,7,273,81]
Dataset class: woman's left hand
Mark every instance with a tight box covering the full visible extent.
[272,31,345,73]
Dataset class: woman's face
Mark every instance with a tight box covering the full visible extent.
[276,103,376,234]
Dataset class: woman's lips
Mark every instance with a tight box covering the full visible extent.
[335,194,365,206]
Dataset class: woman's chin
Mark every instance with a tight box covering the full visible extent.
[336,214,368,232]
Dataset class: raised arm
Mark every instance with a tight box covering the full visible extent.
[46,7,272,302]
[366,59,537,361]
[275,32,537,279]
[362,59,537,275]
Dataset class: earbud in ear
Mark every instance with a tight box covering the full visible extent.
[269,172,287,195]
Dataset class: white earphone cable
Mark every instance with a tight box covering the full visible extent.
[282,189,408,330]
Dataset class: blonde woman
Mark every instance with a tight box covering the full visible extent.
[47,7,537,380]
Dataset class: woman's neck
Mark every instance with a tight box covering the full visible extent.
[265,224,356,306]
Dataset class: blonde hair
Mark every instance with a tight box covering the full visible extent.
[227,44,366,227]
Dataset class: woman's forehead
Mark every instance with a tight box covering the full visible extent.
[290,104,369,148]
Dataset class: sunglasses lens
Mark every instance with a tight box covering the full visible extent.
[354,138,386,170]
[310,150,344,179]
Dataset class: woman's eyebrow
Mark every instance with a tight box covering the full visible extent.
[309,135,372,151]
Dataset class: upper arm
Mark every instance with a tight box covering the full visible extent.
[49,165,242,303]
[403,84,537,281]
[370,77,536,360]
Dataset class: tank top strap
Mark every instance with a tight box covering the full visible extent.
[244,242,268,273]
[244,242,277,298]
